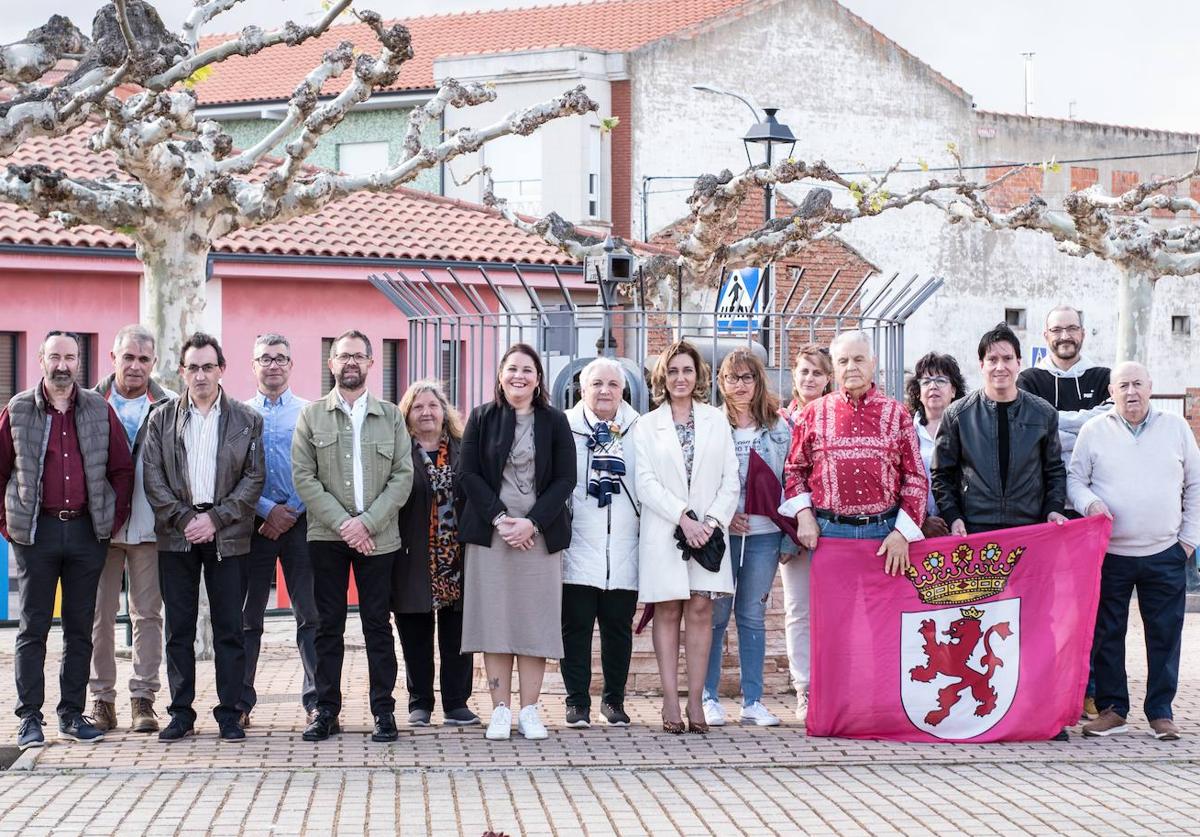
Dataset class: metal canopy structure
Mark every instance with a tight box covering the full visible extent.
[368,263,942,413]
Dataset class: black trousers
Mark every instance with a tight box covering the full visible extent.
[12,515,107,721]
[309,540,398,717]
[159,544,246,725]
[394,607,473,713]
[240,517,319,713]
[560,583,638,710]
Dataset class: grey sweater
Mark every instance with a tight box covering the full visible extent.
[1068,408,1200,556]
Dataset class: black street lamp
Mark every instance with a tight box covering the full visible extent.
[743,107,797,224]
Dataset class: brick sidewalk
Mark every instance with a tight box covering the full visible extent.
[2,613,1199,835]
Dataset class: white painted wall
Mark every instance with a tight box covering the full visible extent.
[624,0,1200,390]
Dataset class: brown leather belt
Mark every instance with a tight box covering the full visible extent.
[44,509,86,521]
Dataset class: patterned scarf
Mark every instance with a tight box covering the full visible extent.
[585,412,627,508]
[421,437,463,610]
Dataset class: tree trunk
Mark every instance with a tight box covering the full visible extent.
[1115,267,1154,364]
[138,229,215,660]
[138,232,210,391]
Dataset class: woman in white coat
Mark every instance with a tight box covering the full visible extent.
[635,341,739,734]
[561,357,642,729]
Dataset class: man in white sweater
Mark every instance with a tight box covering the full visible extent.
[1069,361,1200,741]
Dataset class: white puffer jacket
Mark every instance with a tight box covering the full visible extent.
[561,401,642,591]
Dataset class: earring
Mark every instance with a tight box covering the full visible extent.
[534,385,541,398]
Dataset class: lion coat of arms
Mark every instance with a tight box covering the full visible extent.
[900,600,1020,740]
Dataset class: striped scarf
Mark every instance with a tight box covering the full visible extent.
[585,414,626,508]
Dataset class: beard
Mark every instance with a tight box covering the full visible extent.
[1052,340,1079,358]
[336,367,364,389]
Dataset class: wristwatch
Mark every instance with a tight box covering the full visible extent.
[703,515,720,529]
[491,511,509,526]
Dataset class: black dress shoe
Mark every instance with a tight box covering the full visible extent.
[302,710,340,741]
[219,720,246,743]
[372,713,398,742]
[158,715,195,743]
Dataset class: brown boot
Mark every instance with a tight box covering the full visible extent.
[130,697,159,733]
[91,699,118,732]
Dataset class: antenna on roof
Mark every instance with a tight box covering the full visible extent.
[1021,52,1035,117]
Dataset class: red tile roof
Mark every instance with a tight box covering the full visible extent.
[0,128,584,265]
[193,0,753,104]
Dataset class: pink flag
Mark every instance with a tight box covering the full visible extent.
[808,517,1110,742]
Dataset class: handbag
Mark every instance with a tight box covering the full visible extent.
[673,510,726,573]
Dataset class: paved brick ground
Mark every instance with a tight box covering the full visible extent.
[2,612,1199,835]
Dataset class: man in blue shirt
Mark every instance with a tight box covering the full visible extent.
[239,333,317,726]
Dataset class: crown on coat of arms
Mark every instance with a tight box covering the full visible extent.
[904,542,1025,605]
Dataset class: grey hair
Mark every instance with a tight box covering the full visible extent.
[1045,305,1082,327]
[254,332,292,353]
[829,329,875,359]
[579,356,626,387]
[112,324,156,352]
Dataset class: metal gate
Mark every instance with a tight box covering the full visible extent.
[368,264,941,412]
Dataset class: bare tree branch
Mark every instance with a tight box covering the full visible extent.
[180,0,247,51]
[147,0,353,90]
[0,15,89,84]
[0,163,145,227]
[219,84,596,226]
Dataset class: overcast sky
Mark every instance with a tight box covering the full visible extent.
[5,0,1197,133]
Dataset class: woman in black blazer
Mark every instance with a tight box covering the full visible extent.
[393,380,478,729]
[457,343,576,741]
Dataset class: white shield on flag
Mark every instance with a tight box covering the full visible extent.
[899,598,1021,740]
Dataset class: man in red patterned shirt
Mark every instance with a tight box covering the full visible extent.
[779,331,927,575]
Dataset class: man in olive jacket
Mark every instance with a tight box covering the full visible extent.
[143,333,265,744]
[293,330,413,743]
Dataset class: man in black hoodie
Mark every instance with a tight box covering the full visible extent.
[1017,304,1111,723]
[1017,305,1111,467]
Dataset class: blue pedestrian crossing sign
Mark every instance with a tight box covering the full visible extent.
[715,267,763,334]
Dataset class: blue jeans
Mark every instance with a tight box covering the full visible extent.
[703,532,782,705]
[1093,544,1187,721]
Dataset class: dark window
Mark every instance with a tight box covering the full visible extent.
[0,332,18,402]
[1172,315,1191,336]
[382,339,401,403]
[440,340,460,404]
[73,332,95,388]
[1004,308,1026,330]
[321,337,335,393]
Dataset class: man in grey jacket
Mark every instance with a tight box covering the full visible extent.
[143,333,264,744]
[90,325,175,735]
[294,329,413,743]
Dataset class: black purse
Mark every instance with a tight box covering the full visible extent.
[673,510,726,573]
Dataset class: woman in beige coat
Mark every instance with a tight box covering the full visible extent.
[634,341,738,733]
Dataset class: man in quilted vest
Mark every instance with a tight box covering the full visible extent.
[0,331,134,751]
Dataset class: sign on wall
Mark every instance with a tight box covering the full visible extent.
[715,267,763,334]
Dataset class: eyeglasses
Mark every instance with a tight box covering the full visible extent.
[333,353,370,364]
[184,364,219,375]
[254,355,291,367]
[918,376,951,388]
[722,373,756,385]
[1047,326,1082,337]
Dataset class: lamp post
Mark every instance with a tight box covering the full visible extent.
[693,84,796,352]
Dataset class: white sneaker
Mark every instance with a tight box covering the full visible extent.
[740,701,781,727]
[795,692,809,724]
[517,704,548,740]
[485,705,512,741]
[702,699,727,727]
